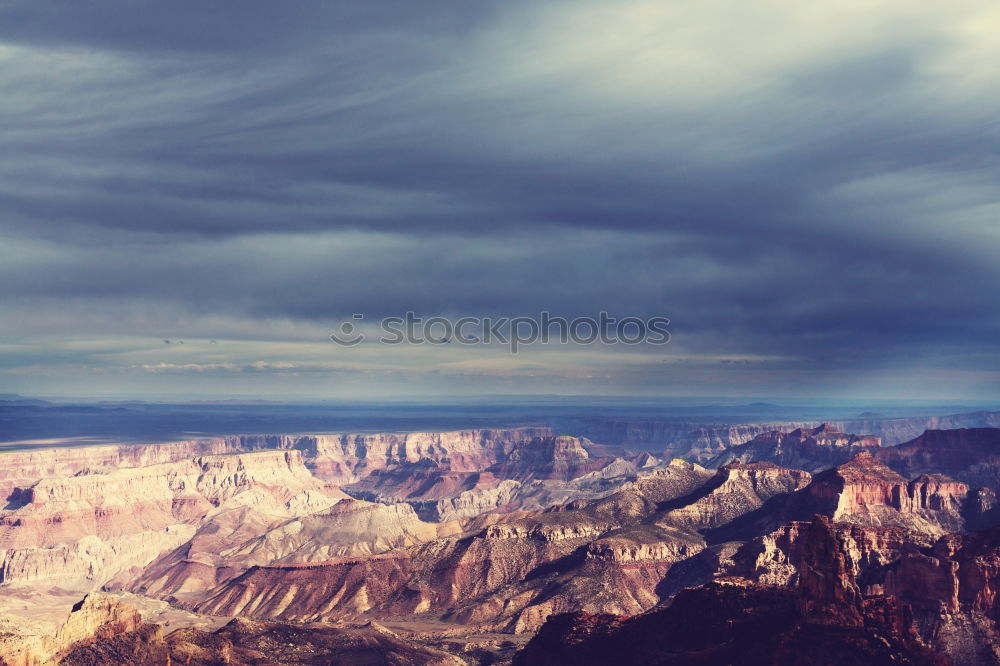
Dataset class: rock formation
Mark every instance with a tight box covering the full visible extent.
[0,427,557,500]
[0,594,144,665]
[882,527,1000,664]
[731,516,1000,664]
[5,424,1000,663]
[129,498,458,602]
[189,460,814,632]
[0,451,343,589]
[800,452,967,536]
[657,462,811,531]
[0,593,462,666]
[879,428,1000,490]
[708,423,881,472]
[515,516,949,665]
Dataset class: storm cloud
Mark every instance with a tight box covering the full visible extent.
[0,0,998,399]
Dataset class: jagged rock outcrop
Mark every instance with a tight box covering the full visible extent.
[0,594,143,665]
[192,535,585,631]
[0,437,253,503]
[801,452,967,536]
[0,528,197,591]
[706,453,971,579]
[189,460,716,631]
[410,457,660,522]
[573,419,821,460]
[0,427,651,626]
[241,428,570,485]
[9,423,1000,664]
[412,479,524,521]
[515,516,949,665]
[703,452,973,544]
[881,527,1000,665]
[341,433,612,508]
[708,423,881,472]
[732,517,1000,664]
[658,462,811,532]
[734,520,928,588]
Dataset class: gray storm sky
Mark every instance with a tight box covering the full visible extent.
[1,1,999,400]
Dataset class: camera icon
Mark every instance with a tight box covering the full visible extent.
[329,314,365,346]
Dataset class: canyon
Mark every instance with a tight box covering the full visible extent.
[2,420,1000,664]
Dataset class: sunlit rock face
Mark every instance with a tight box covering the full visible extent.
[0,427,561,499]
[240,428,566,484]
[0,437,252,502]
[0,593,463,666]
[0,593,144,666]
[657,462,812,532]
[129,498,459,603]
[0,450,343,590]
[798,452,968,537]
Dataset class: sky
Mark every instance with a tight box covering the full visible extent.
[1,0,999,401]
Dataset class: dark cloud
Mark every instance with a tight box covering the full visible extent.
[0,1,998,398]
[0,1,484,55]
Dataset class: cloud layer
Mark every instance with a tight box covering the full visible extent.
[1,0,998,399]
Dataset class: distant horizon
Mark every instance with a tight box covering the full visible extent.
[7,391,1000,408]
[4,393,999,449]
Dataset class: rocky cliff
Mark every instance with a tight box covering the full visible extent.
[882,527,1000,664]
[242,427,560,484]
[732,517,1000,664]
[0,594,144,666]
[0,427,556,501]
[0,428,635,593]
[708,423,881,472]
[515,517,948,665]
[801,452,967,536]
[409,455,658,522]
[658,462,811,532]
[7,423,1000,663]
[0,437,249,502]
[0,451,342,590]
[340,433,610,505]
[879,428,1000,490]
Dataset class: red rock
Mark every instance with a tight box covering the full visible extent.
[515,516,950,665]
[878,428,1000,490]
